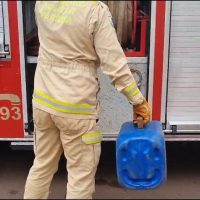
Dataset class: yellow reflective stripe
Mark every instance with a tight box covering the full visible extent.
[82,132,102,144]
[33,96,93,115]
[123,83,137,93]
[130,88,140,97]
[83,139,102,145]
[34,90,92,108]
[82,132,101,139]
[122,83,140,98]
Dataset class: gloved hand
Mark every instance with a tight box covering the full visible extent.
[133,99,151,125]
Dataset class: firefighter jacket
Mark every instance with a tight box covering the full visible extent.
[33,1,144,119]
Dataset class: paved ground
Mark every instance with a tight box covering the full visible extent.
[1,141,200,199]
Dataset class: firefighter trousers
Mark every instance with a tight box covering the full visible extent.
[24,108,101,199]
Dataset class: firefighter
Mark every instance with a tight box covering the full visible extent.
[24,1,151,199]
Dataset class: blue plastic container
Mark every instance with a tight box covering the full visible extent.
[116,121,166,190]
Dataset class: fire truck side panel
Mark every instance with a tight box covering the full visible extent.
[1,1,200,142]
[151,1,166,121]
[98,58,148,138]
[0,1,24,138]
[166,1,200,130]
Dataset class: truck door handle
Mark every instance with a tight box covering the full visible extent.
[0,51,10,55]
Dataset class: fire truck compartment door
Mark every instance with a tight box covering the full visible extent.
[167,1,200,130]
[0,1,10,59]
[0,1,25,138]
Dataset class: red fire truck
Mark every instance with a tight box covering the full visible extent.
[1,1,200,146]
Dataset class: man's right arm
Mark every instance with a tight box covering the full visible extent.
[91,2,151,124]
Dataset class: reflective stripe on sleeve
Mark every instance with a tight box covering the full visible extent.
[122,83,140,98]
[33,90,95,115]
[82,132,102,144]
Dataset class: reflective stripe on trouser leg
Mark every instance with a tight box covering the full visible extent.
[82,132,102,144]
[24,109,63,199]
[52,117,101,199]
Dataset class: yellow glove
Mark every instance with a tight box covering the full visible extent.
[133,99,151,125]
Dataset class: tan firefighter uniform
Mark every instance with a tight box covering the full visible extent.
[24,1,148,199]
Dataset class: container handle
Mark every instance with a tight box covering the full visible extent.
[136,116,144,129]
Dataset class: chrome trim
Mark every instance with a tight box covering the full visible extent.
[17,1,28,133]
[0,51,10,55]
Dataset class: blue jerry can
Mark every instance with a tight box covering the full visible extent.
[116,121,167,190]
